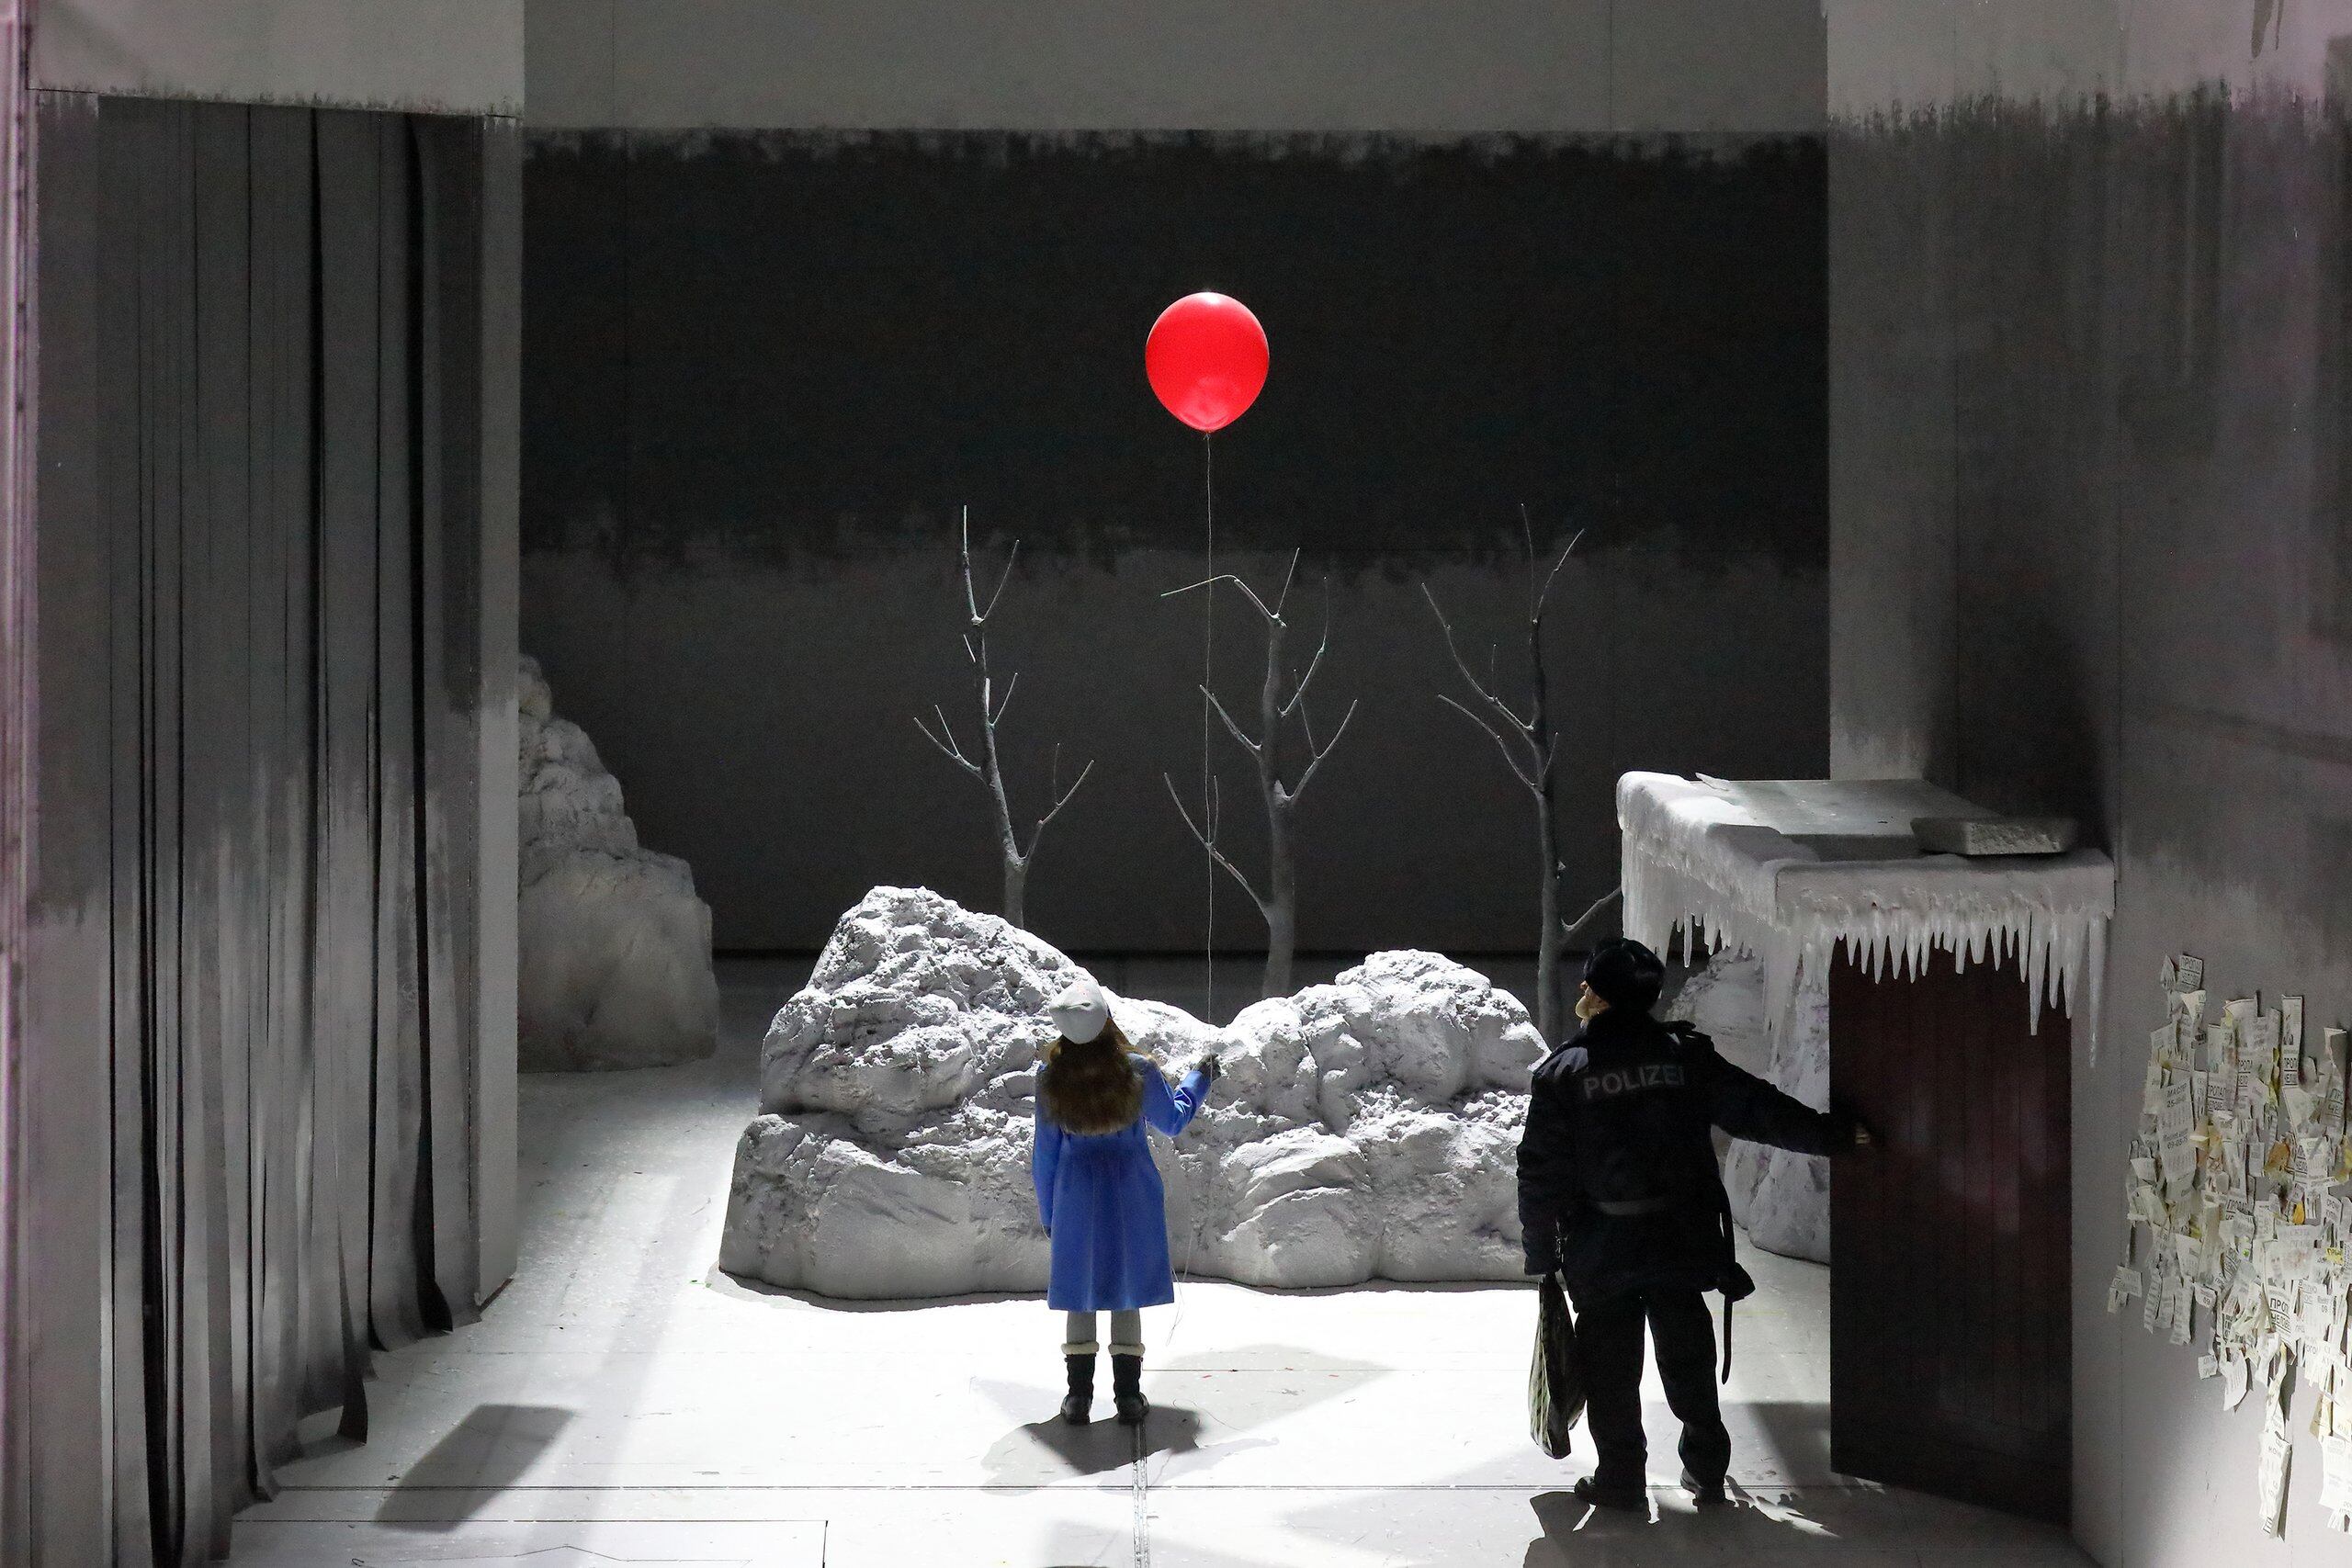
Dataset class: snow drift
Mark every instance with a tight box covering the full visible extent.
[518,656,719,1071]
[718,886,1543,1298]
[1667,951,1831,1263]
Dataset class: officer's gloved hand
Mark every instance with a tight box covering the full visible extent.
[1524,1226,1562,1278]
[1195,1053,1222,1084]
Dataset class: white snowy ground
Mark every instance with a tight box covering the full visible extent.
[230,961,2090,1568]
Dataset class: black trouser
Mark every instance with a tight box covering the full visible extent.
[1574,1286,1730,1491]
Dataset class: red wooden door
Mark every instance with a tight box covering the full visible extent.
[1829,942,2072,1523]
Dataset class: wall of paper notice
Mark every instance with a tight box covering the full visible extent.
[2118,955,2352,1538]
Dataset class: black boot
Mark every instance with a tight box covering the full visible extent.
[1060,1354,1095,1425]
[1111,1353,1148,1427]
[1573,1475,1645,1512]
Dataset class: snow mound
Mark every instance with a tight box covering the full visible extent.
[1668,952,1831,1263]
[718,886,1544,1298]
[518,656,718,1071]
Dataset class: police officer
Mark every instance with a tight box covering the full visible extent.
[1517,937,1871,1511]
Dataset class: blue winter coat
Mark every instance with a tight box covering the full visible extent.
[1032,1055,1210,1312]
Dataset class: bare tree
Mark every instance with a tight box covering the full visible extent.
[1423,513,1619,1044]
[915,509,1094,930]
[1162,554,1359,999]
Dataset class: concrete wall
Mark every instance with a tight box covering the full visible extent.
[1826,2,2352,1561]
[526,0,1826,133]
[36,0,523,114]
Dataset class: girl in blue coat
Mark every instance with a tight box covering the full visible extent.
[1034,976,1218,1426]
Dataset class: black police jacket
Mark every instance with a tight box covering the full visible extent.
[1516,1007,1852,1305]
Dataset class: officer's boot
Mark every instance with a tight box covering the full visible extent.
[1110,1352,1148,1427]
[1060,1352,1095,1424]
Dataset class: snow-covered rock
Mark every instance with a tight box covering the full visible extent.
[1667,951,1831,1263]
[518,656,718,1071]
[718,886,1544,1298]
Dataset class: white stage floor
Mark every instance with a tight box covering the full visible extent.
[230,964,2089,1567]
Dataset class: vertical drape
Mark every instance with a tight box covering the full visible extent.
[17,94,492,1567]
[0,0,29,1558]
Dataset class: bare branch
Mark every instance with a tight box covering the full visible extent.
[913,711,984,781]
[1035,754,1095,832]
[956,506,1023,626]
[1200,683,1261,757]
[1163,570,1278,624]
[958,507,981,623]
[1163,773,1269,915]
[990,670,1020,728]
[1285,697,1359,802]
[1532,526,1585,623]
[1272,548,1302,617]
[1281,590,1332,718]
[979,538,1022,626]
[1521,505,1540,621]
[1436,693,1538,793]
[1425,582,1544,761]
[1557,885,1625,951]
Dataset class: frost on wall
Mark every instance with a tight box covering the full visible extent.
[518,656,719,1070]
[2113,958,2352,1537]
[718,886,1541,1299]
[1620,773,2113,1049]
[1669,952,1831,1263]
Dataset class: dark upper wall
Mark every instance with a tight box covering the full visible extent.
[522,130,1831,956]
[1826,3,2352,1562]
[527,132,1827,567]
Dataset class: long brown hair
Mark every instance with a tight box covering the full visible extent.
[1038,1022,1144,1135]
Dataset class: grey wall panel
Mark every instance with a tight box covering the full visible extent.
[1826,113,1957,783]
[36,0,524,117]
[245,100,322,1478]
[311,104,383,1409]
[1827,7,2352,1559]
[365,110,430,1352]
[22,89,115,1568]
[417,112,486,1324]
[92,88,156,1567]
[526,0,1826,135]
[473,116,521,1303]
[189,97,257,1558]
[19,90,504,1562]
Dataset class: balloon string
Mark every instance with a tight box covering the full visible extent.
[1202,432,1216,1027]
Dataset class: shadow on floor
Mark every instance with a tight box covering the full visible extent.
[1519,1477,2093,1565]
[372,1404,576,1528]
[1746,1397,1833,1478]
[982,1404,1206,1487]
[1521,1483,1834,1562]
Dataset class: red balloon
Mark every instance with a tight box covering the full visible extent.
[1146,292,1268,433]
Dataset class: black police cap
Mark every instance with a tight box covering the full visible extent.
[1582,937,1666,1014]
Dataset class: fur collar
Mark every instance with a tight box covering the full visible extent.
[1039,1026,1145,1134]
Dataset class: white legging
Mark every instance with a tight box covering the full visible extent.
[1065,1309,1143,1357]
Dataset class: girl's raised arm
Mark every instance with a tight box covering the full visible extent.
[1140,1055,1213,1137]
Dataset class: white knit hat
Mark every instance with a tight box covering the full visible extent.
[1047,977,1111,1044]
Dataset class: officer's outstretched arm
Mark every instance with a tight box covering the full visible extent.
[1698,1045,1855,1156]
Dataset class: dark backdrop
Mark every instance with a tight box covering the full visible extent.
[522,130,1830,955]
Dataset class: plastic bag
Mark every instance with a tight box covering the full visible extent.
[1528,1270,1585,1459]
